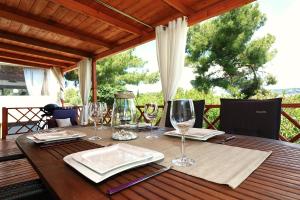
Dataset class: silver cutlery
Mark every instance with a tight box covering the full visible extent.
[216,136,236,144]
[107,165,172,195]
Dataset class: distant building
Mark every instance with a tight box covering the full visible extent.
[0,63,28,95]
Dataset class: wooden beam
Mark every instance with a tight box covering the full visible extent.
[163,0,194,15]
[0,51,69,68]
[91,58,97,103]
[0,30,91,57]
[94,33,155,60]
[49,0,146,35]
[188,0,255,26]
[0,57,55,69]
[0,42,79,63]
[94,0,254,61]
[0,4,113,48]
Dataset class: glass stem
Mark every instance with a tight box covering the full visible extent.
[181,134,186,159]
[100,117,103,129]
[150,121,153,135]
[94,121,97,132]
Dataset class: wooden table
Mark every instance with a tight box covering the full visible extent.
[16,129,300,200]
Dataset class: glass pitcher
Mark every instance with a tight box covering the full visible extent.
[111,91,137,140]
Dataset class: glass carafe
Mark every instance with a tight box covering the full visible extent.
[111,91,137,140]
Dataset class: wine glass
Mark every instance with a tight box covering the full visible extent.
[144,103,159,139]
[170,99,195,167]
[99,102,108,129]
[88,102,102,140]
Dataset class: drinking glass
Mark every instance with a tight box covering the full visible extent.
[170,99,195,167]
[99,102,108,129]
[144,103,159,139]
[88,102,102,140]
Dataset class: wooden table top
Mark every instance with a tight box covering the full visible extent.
[16,129,300,200]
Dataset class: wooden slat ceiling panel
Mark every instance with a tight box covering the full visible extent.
[0,0,254,70]
[100,0,177,26]
[0,20,100,53]
[76,0,151,32]
[0,38,81,59]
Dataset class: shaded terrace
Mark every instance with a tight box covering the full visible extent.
[0,1,300,200]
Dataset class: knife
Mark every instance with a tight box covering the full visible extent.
[107,166,172,195]
[216,136,236,144]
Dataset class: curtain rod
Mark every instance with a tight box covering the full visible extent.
[94,0,153,29]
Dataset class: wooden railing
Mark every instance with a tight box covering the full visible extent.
[2,104,300,143]
[1,106,81,139]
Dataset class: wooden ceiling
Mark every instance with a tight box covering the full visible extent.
[0,0,254,72]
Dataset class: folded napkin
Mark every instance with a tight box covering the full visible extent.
[164,128,224,140]
[33,131,78,141]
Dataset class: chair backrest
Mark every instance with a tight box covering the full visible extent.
[48,108,78,128]
[165,100,205,128]
[220,98,282,139]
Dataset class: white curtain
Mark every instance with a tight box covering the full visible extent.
[51,67,65,105]
[78,58,92,125]
[23,68,45,96]
[42,69,51,96]
[156,17,188,127]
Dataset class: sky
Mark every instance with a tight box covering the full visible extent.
[130,0,300,93]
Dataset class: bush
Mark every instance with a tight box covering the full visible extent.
[64,88,82,106]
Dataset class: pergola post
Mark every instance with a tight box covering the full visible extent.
[91,58,97,103]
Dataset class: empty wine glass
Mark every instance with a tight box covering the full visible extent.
[170,99,195,167]
[144,103,159,139]
[99,102,108,129]
[88,102,102,140]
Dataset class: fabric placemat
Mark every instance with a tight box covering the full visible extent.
[66,127,272,189]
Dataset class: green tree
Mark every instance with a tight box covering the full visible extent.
[64,49,159,105]
[64,88,82,105]
[186,3,277,99]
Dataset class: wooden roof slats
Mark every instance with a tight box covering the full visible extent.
[0,57,57,69]
[0,51,70,68]
[188,0,255,26]
[162,0,195,15]
[49,0,150,35]
[0,42,79,63]
[94,0,255,61]
[0,0,254,70]
[0,30,91,57]
[0,3,113,48]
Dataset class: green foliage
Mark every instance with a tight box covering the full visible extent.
[97,85,124,106]
[64,50,159,105]
[64,88,82,106]
[186,3,277,99]
[96,50,159,105]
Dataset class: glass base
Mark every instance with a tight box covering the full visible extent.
[97,126,108,130]
[146,134,159,139]
[88,136,102,141]
[172,156,195,167]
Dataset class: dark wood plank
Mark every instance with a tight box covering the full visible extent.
[0,139,23,161]
[0,158,39,187]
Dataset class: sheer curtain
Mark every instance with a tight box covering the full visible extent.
[42,69,51,96]
[156,17,188,126]
[51,67,65,105]
[23,68,45,96]
[78,58,92,125]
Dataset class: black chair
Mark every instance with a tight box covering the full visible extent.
[220,98,282,139]
[165,100,205,128]
[48,108,78,128]
[0,179,51,200]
